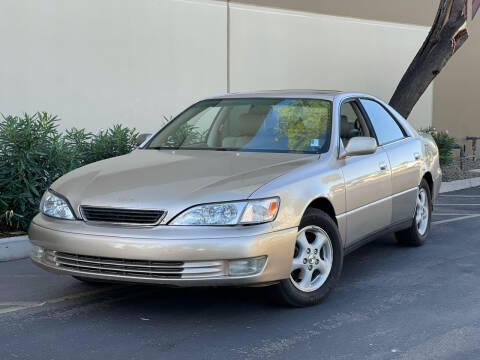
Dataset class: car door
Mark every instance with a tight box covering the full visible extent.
[339,100,393,248]
[359,99,420,225]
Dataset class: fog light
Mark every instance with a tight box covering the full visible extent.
[30,245,44,260]
[228,256,267,277]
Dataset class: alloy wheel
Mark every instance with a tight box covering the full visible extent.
[415,188,429,236]
[290,225,333,292]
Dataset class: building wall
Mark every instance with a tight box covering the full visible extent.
[0,0,228,132]
[433,19,480,155]
[231,0,437,27]
[0,0,432,133]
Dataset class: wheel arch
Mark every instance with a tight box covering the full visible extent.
[422,171,434,194]
[305,197,338,225]
[422,171,434,206]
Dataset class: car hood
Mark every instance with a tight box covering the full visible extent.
[52,149,318,222]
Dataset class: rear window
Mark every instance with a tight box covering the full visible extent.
[360,99,404,145]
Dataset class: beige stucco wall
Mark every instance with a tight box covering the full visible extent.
[0,0,228,132]
[0,0,433,133]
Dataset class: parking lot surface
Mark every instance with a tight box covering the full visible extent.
[1,187,480,360]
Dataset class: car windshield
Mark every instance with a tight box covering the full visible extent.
[147,98,332,154]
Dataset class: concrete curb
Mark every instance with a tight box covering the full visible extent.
[0,235,31,262]
[440,177,480,193]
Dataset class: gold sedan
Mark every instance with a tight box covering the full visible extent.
[29,90,441,307]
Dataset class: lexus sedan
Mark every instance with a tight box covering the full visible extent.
[29,90,441,307]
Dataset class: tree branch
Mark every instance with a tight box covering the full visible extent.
[389,0,469,119]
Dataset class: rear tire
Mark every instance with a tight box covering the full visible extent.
[395,178,432,247]
[273,208,343,307]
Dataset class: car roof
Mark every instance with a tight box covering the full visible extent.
[205,89,355,101]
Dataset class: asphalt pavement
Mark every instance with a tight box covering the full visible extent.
[1,186,480,360]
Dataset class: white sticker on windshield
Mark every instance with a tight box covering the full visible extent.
[310,139,320,147]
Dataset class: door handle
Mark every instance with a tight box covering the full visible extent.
[414,152,421,160]
[379,161,388,171]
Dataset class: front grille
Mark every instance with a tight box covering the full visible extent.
[44,251,226,280]
[80,206,165,225]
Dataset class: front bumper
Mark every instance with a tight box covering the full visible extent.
[28,214,297,287]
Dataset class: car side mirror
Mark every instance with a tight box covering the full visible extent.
[339,137,377,159]
[136,133,152,147]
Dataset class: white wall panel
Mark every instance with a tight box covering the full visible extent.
[0,0,227,132]
[0,1,432,132]
[229,4,432,129]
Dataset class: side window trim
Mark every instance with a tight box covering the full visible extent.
[357,98,408,146]
[352,99,378,143]
[339,97,380,145]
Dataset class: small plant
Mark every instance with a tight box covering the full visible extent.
[420,127,456,166]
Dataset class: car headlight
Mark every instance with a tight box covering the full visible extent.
[40,190,76,220]
[170,198,279,226]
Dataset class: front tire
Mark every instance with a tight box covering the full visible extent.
[273,208,343,307]
[395,178,432,246]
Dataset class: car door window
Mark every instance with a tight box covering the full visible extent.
[359,99,404,145]
[340,101,370,147]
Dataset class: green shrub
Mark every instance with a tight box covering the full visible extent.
[0,113,76,232]
[64,125,138,165]
[87,125,138,163]
[0,114,138,233]
[64,127,93,167]
[420,127,456,166]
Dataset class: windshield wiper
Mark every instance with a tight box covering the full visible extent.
[148,146,180,150]
[148,146,240,151]
[214,147,239,151]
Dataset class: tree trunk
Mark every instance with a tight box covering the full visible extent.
[389,0,469,119]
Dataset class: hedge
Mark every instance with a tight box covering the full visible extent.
[0,113,138,233]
